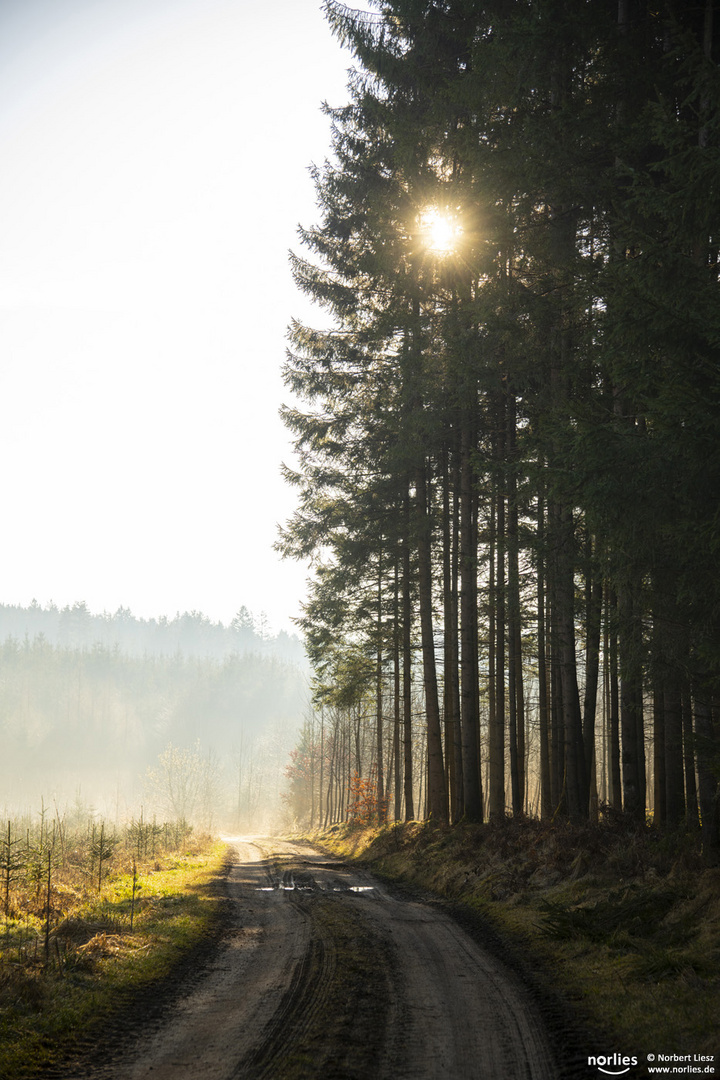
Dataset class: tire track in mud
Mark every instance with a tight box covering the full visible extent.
[235,897,394,1080]
[246,840,555,1079]
[67,837,556,1080]
[236,929,331,1078]
[236,841,394,1079]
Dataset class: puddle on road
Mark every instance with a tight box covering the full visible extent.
[254,885,302,891]
[254,884,375,894]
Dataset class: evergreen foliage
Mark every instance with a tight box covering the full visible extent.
[281,0,720,858]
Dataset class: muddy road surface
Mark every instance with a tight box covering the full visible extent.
[80,837,557,1080]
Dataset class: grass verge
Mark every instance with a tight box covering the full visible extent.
[0,837,228,1080]
[313,818,720,1074]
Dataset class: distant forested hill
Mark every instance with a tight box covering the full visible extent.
[0,601,306,665]
[0,603,308,823]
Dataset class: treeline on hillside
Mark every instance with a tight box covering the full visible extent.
[0,601,306,666]
[0,635,308,824]
[279,1,720,858]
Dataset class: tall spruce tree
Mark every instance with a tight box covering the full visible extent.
[281,0,720,847]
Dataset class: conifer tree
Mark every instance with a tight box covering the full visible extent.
[281,0,720,845]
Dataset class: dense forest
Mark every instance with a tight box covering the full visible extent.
[280,0,720,859]
[0,602,309,827]
[0,601,306,666]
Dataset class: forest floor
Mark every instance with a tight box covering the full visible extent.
[317,817,720,1077]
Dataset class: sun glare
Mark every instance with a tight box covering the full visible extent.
[419,208,463,255]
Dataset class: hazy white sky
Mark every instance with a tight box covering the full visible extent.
[0,0,352,632]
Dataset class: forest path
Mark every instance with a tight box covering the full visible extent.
[80,837,556,1080]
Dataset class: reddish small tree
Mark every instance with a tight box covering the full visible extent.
[347,771,387,827]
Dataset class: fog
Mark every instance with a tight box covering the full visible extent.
[0,1,353,834]
[0,0,351,633]
[0,602,310,832]
[0,0,352,833]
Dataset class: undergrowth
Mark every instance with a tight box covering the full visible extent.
[315,817,720,1071]
[0,833,226,1080]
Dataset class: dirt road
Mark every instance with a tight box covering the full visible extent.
[83,837,557,1079]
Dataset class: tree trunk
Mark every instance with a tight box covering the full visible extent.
[653,684,666,828]
[506,392,524,816]
[415,460,448,822]
[451,445,465,821]
[551,498,587,821]
[393,561,403,822]
[442,442,462,820]
[695,690,720,864]
[618,584,645,823]
[489,427,506,819]
[683,684,699,830]
[537,492,552,819]
[583,540,602,822]
[549,589,565,817]
[375,561,386,823]
[402,504,415,821]
[460,415,482,820]
[606,588,622,811]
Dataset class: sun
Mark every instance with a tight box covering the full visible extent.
[419,208,463,254]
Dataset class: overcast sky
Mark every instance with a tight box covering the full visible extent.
[0,0,353,633]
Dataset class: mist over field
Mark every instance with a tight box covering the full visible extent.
[0,601,309,830]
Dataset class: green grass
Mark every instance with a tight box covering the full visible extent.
[0,839,227,1080]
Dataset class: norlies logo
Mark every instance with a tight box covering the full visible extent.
[588,1053,639,1076]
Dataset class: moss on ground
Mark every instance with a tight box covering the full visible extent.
[314,819,720,1065]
